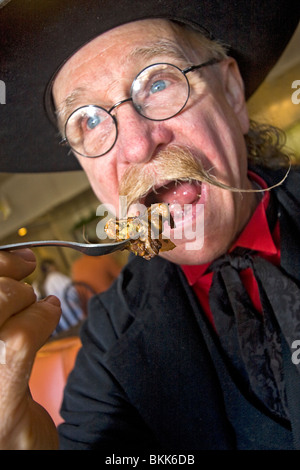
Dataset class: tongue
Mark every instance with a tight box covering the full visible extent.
[154,181,201,206]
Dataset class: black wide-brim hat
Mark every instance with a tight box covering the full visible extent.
[0,0,299,173]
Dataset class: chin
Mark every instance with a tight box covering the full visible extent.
[159,228,232,265]
[159,240,205,265]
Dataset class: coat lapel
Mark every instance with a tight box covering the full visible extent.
[102,256,235,449]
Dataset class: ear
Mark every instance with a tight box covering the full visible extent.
[219,57,250,134]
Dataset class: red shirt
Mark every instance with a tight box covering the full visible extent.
[181,172,280,329]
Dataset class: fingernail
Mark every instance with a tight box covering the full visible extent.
[12,248,36,263]
[43,295,61,307]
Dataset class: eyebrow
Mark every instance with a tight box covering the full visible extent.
[56,40,191,129]
[56,87,87,130]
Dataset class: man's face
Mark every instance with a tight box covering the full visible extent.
[53,19,256,265]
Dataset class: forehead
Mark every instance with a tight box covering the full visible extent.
[52,19,191,103]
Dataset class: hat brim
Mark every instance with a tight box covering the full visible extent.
[0,0,299,173]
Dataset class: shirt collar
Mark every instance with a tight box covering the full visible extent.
[181,171,278,286]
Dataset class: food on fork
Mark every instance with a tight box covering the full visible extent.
[104,203,176,260]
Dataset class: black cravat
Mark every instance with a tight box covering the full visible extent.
[209,245,300,422]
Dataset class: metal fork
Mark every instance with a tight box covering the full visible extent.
[0,239,130,256]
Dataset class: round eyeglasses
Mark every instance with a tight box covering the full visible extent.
[60,58,220,158]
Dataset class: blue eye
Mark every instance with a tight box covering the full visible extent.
[87,114,101,130]
[150,79,167,94]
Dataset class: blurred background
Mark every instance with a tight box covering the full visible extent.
[0,23,299,278]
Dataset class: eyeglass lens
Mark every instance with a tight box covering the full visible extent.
[131,63,189,120]
[65,105,117,157]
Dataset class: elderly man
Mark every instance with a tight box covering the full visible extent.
[0,0,299,450]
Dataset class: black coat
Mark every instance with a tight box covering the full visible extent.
[58,166,300,450]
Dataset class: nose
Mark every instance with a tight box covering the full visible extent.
[113,103,173,164]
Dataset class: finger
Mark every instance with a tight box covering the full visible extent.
[0,249,36,280]
[0,296,61,450]
[0,278,36,327]
[1,295,62,367]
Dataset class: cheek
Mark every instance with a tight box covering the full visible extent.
[186,99,248,184]
[78,157,120,210]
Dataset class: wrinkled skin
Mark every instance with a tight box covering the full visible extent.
[53,19,257,265]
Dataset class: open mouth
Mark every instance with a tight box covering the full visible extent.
[143,179,202,206]
[130,180,204,226]
[120,179,204,244]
